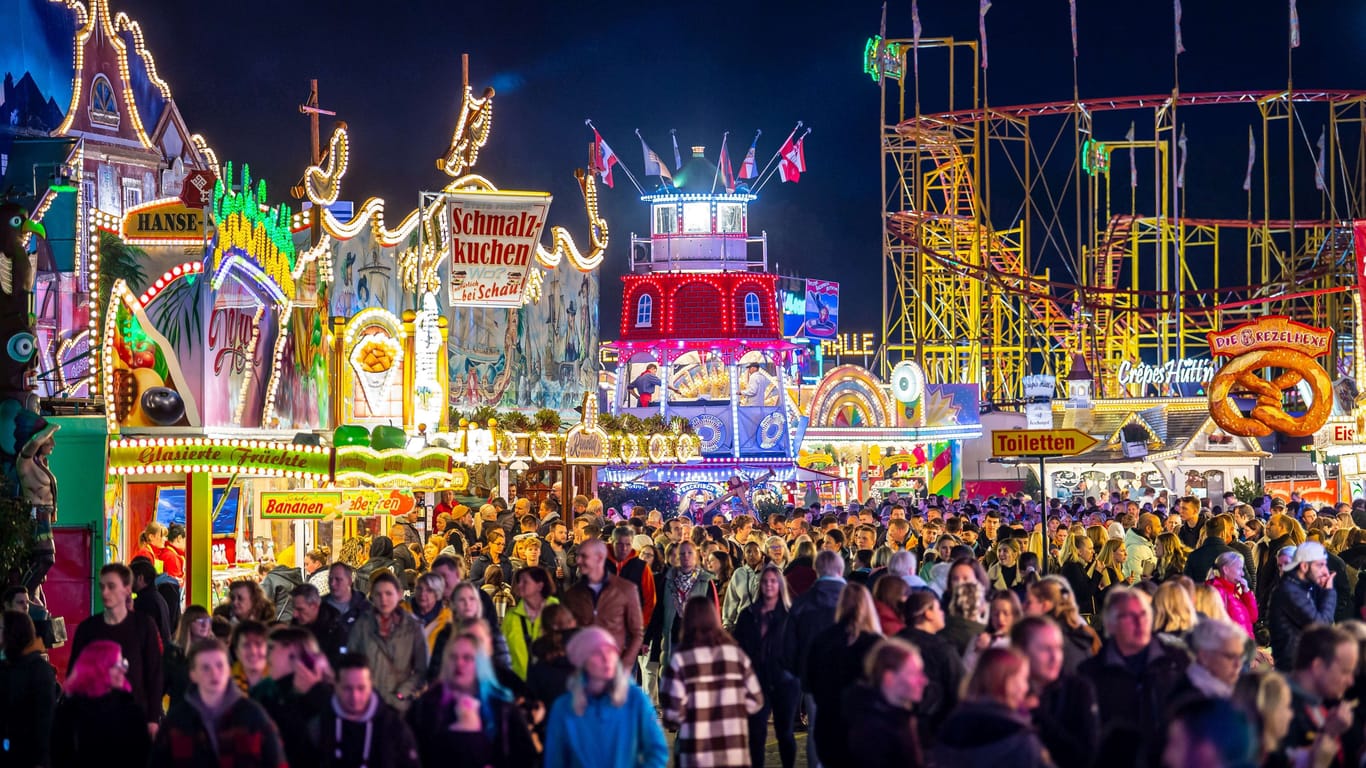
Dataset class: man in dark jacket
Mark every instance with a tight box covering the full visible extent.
[1078,587,1189,768]
[1176,496,1206,550]
[786,550,846,768]
[1183,516,1234,582]
[606,525,657,626]
[326,563,374,639]
[69,563,165,733]
[310,654,420,768]
[129,556,172,648]
[1257,514,1295,616]
[1270,541,1337,671]
[1283,625,1358,768]
[291,583,349,665]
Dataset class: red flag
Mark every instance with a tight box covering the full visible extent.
[592,131,618,188]
[719,144,736,193]
[779,135,806,183]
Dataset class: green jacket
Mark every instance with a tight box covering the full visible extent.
[502,596,560,679]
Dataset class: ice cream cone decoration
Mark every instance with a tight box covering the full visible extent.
[349,333,403,410]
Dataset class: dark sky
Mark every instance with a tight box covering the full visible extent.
[113,0,1365,338]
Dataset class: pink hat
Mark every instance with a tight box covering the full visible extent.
[566,625,619,667]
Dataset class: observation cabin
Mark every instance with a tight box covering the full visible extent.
[610,146,804,466]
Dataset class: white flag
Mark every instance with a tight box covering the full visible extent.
[1126,122,1137,189]
[912,0,922,76]
[1174,0,1185,54]
[1070,0,1078,58]
[1243,127,1256,192]
[1176,125,1188,189]
[1290,0,1301,48]
[980,0,991,69]
[1315,127,1327,191]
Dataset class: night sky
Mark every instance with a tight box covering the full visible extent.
[111,0,1366,338]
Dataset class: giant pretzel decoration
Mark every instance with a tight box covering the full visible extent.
[1208,348,1332,437]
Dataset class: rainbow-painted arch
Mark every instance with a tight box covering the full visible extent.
[809,365,892,428]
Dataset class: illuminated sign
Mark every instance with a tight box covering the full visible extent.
[991,429,1099,457]
[122,199,206,241]
[107,439,332,478]
[447,190,553,307]
[1208,316,1333,438]
[1116,358,1218,387]
[334,445,469,486]
[1207,316,1332,358]
[258,489,418,520]
[821,332,876,357]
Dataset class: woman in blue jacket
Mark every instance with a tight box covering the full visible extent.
[544,626,668,768]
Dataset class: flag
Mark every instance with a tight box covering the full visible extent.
[779,135,806,183]
[1126,122,1137,188]
[640,135,673,182]
[718,143,736,193]
[1315,126,1327,191]
[1070,0,1078,58]
[671,129,683,170]
[1176,125,1188,189]
[912,0,922,76]
[1243,127,1256,192]
[979,0,991,69]
[740,139,759,180]
[1290,0,1300,48]
[592,130,618,188]
[1174,0,1185,54]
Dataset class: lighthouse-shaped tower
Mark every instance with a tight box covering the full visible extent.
[610,146,801,464]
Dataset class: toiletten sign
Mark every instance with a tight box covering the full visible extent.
[447,190,552,308]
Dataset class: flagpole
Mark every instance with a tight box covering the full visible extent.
[752,123,804,194]
[585,119,645,195]
[753,127,810,194]
[1287,0,1297,268]
[712,131,729,194]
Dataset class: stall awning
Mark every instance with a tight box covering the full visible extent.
[599,463,846,484]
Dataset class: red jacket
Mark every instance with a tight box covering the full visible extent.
[607,549,657,624]
[133,543,185,580]
[875,600,905,636]
[1208,576,1257,638]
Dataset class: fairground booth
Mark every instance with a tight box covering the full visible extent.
[94,63,631,605]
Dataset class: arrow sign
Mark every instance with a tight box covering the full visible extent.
[992,429,1098,457]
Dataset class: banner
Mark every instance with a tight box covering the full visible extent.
[108,440,332,478]
[776,276,807,338]
[258,489,418,520]
[447,190,552,308]
[801,279,839,339]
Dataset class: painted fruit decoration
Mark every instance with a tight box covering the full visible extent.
[112,314,187,427]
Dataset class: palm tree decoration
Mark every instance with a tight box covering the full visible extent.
[97,232,147,315]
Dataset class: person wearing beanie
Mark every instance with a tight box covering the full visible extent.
[544,627,668,768]
[310,653,420,768]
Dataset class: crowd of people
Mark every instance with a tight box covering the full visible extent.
[5,485,1366,767]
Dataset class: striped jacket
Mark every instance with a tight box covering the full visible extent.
[660,643,764,768]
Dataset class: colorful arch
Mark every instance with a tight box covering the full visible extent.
[809,365,892,428]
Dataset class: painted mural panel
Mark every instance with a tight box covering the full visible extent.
[327,227,407,320]
[444,265,598,410]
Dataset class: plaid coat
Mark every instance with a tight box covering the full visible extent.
[660,643,765,768]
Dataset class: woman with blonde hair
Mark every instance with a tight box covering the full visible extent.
[1025,576,1100,673]
[406,571,453,655]
[1060,533,1100,614]
[1154,531,1191,581]
[1152,580,1199,645]
[1232,671,1296,767]
[1089,538,1128,598]
[806,583,883,767]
